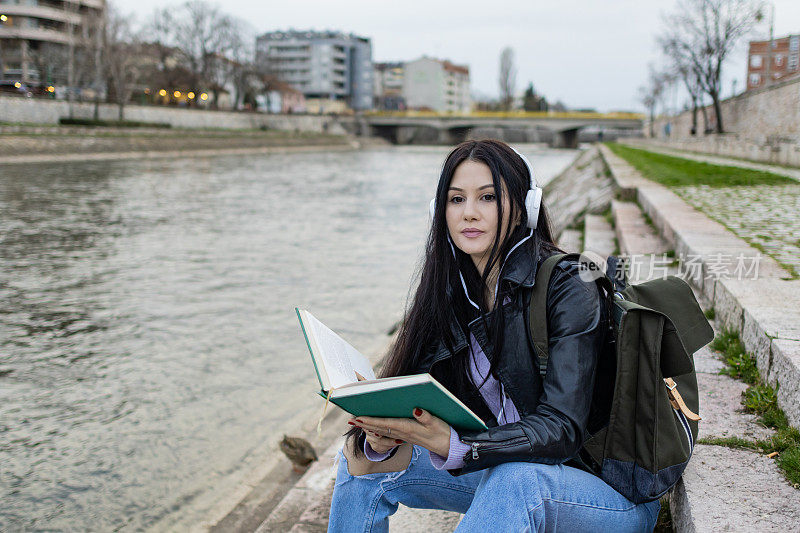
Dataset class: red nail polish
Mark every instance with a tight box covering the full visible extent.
[355,419,363,424]
[395,439,403,444]
[414,408,422,417]
[347,421,355,425]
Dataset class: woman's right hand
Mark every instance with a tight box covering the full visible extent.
[363,428,402,454]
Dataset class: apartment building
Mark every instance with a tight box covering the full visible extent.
[373,61,404,110]
[0,0,105,89]
[746,33,800,90]
[255,29,373,111]
[402,56,471,113]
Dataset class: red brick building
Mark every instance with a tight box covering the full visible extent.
[746,34,800,90]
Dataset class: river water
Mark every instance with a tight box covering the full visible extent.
[0,144,578,531]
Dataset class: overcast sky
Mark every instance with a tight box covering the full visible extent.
[117,0,800,112]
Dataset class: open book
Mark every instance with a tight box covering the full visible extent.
[296,308,487,432]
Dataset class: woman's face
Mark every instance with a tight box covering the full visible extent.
[445,159,515,275]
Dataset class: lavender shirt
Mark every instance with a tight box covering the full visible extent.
[364,331,521,469]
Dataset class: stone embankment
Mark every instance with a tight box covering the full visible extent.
[0,95,354,133]
[211,145,800,532]
[0,126,372,165]
[649,76,800,168]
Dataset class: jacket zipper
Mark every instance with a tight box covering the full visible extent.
[469,436,528,460]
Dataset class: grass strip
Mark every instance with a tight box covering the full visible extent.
[653,495,672,532]
[703,329,800,487]
[605,143,796,187]
[605,142,799,279]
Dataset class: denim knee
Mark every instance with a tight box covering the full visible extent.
[480,461,557,497]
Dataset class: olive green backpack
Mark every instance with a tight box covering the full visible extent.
[528,252,714,504]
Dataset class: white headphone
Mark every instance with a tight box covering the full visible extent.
[429,146,542,229]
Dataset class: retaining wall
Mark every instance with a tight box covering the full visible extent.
[0,95,352,134]
[649,76,800,167]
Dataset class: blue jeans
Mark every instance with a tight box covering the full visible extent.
[329,445,660,532]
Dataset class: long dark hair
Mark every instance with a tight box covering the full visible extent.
[347,139,563,454]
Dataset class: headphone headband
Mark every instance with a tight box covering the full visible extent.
[510,147,538,188]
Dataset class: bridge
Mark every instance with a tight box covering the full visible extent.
[356,111,644,148]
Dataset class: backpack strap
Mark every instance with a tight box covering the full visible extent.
[529,253,578,376]
[529,252,615,377]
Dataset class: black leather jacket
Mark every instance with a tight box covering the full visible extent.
[416,247,607,475]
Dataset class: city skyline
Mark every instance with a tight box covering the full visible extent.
[115,0,800,113]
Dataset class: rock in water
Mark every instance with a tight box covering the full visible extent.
[279,435,318,473]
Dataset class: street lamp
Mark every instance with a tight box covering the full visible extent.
[0,14,7,83]
[757,1,775,87]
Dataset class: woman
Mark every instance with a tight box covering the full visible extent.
[328,139,660,532]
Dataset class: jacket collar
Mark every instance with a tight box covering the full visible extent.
[427,240,548,366]
[498,240,541,289]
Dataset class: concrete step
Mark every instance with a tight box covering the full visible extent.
[672,444,800,532]
[255,437,342,532]
[557,228,582,253]
[583,214,616,259]
[543,146,616,238]
[609,199,672,284]
[254,423,462,532]
[610,199,670,256]
[390,506,461,531]
[689,310,774,443]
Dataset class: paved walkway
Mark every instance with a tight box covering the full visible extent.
[615,143,800,279]
[621,142,800,182]
[673,184,800,279]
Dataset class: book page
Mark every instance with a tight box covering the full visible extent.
[306,313,375,389]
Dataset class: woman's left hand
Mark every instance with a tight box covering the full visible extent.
[349,408,451,458]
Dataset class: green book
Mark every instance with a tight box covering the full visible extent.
[296,308,487,432]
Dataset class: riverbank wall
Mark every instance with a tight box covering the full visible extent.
[649,76,800,167]
[0,125,382,165]
[0,95,356,134]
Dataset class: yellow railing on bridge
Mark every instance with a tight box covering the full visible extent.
[365,110,644,120]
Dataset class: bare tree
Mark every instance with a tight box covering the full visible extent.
[104,4,141,121]
[139,1,255,109]
[142,7,175,79]
[170,1,238,107]
[255,45,282,113]
[658,25,712,134]
[682,64,709,134]
[65,0,79,117]
[659,0,761,133]
[498,47,516,111]
[638,65,668,137]
[87,9,106,120]
[227,24,256,110]
[58,2,102,116]
[140,8,196,101]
